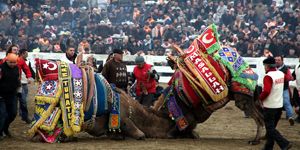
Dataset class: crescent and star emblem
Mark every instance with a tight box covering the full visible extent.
[185,45,195,54]
[43,62,57,71]
[202,32,214,44]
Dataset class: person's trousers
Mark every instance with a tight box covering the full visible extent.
[0,95,17,134]
[263,108,289,150]
[136,93,154,107]
[283,89,294,118]
[19,84,29,120]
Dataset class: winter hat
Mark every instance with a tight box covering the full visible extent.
[135,56,145,64]
[263,57,275,65]
[6,53,18,63]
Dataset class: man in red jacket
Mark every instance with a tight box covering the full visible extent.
[259,57,292,150]
[1,45,32,82]
[132,56,159,107]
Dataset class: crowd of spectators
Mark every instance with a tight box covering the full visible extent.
[0,0,299,57]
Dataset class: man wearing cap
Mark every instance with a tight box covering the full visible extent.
[132,56,159,107]
[102,49,128,92]
[0,53,21,140]
[259,57,292,150]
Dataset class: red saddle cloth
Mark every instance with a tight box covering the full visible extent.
[170,56,226,108]
[35,59,59,81]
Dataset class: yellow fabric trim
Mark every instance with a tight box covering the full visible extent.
[40,108,62,131]
[184,52,228,101]
[58,61,74,136]
[35,85,62,104]
[176,59,209,104]
[27,100,56,137]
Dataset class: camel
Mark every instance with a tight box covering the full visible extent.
[31,51,264,145]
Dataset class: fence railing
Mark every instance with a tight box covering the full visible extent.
[1,52,298,86]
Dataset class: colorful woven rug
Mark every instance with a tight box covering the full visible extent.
[28,99,57,137]
[109,84,121,132]
[214,46,248,77]
[233,67,258,91]
[167,96,188,131]
[35,80,61,104]
[40,107,61,131]
[94,73,109,116]
[37,122,63,143]
[214,47,258,91]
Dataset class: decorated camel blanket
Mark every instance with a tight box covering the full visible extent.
[171,24,258,106]
[29,59,119,143]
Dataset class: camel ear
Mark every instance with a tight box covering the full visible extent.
[171,45,184,55]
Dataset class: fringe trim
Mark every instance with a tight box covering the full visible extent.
[232,77,257,91]
[184,52,228,101]
[27,101,56,137]
[176,59,209,104]
[35,85,62,104]
[58,61,74,136]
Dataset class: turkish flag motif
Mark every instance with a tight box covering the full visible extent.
[197,28,217,50]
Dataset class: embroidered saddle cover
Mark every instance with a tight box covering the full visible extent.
[180,51,228,102]
[29,59,115,142]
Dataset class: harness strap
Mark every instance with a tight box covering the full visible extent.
[85,66,95,112]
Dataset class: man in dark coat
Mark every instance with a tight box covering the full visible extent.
[0,53,20,140]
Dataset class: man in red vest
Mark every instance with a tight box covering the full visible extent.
[132,56,159,107]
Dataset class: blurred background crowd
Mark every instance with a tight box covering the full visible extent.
[0,0,299,57]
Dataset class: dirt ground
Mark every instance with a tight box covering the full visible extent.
[0,84,300,150]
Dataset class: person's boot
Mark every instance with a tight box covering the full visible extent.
[288,117,295,126]
[0,132,4,141]
[3,129,12,137]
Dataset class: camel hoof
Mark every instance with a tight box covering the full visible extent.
[260,135,266,140]
[137,135,145,140]
[60,136,78,142]
[30,135,42,142]
[190,131,200,139]
[110,134,125,140]
[248,140,260,145]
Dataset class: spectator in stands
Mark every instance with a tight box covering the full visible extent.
[275,56,295,126]
[63,46,77,64]
[0,0,298,58]
[131,56,159,107]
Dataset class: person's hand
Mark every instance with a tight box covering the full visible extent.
[27,77,34,84]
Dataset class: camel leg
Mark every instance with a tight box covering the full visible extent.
[234,94,264,145]
[122,118,145,140]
